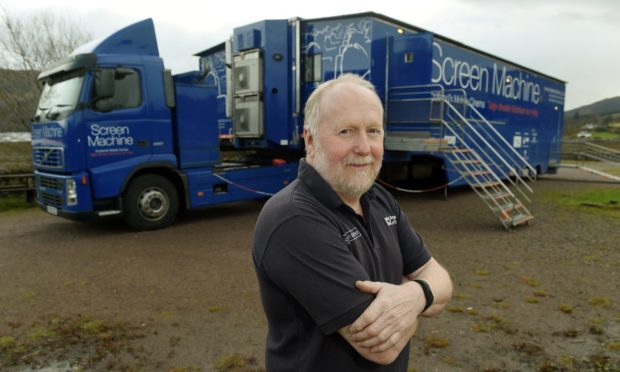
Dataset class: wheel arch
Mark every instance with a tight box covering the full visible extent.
[120,163,189,210]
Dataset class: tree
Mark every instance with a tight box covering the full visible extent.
[0,7,91,131]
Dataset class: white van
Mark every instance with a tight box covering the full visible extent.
[577,131,592,139]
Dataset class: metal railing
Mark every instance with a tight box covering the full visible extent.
[0,173,36,202]
[385,85,536,228]
[560,140,620,163]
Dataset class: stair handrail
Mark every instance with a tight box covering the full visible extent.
[461,112,535,188]
[438,90,527,184]
[445,109,509,174]
[443,100,534,199]
[389,83,445,93]
[443,117,535,225]
[443,108,533,204]
[387,85,537,196]
[386,85,536,226]
[467,104,538,179]
[440,119,521,217]
[432,89,537,184]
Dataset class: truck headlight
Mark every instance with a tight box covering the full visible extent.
[66,179,78,206]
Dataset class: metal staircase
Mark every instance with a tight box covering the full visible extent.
[385,85,536,228]
[447,146,534,228]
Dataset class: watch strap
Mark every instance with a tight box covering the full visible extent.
[414,279,434,313]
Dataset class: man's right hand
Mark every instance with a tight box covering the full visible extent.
[338,316,418,365]
[347,280,425,351]
[337,279,424,364]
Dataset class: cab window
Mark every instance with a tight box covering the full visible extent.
[92,68,141,112]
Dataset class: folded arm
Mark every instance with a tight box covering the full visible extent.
[338,257,452,363]
[338,315,418,365]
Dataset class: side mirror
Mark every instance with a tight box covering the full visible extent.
[96,69,115,99]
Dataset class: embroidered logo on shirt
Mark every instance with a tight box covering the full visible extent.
[342,227,362,245]
[384,215,397,226]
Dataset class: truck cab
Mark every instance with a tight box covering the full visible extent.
[31,18,298,230]
[32,20,179,226]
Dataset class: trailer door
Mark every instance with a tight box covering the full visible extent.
[385,34,440,138]
[388,33,433,88]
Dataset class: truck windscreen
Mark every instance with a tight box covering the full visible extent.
[34,69,85,123]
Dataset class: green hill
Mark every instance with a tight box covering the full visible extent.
[566,96,620,117]
[564,97,620,138]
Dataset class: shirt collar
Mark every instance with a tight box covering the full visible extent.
[297,159,377,210]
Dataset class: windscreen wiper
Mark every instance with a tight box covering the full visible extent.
[44,104,70,120]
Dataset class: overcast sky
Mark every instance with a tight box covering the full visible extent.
[2,0,618,110]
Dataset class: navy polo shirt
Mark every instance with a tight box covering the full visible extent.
[252,159,431,371]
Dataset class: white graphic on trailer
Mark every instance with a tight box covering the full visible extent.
[203,53,227,100]
[201,51,233,133]
[304,20,373,78]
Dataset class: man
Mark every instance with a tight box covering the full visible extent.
[253,74,452,371]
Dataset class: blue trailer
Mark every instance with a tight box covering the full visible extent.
[31,12,565,230]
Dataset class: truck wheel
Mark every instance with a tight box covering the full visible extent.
[123,175,179,230]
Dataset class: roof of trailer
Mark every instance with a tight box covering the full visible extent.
[193,11,564,84]
[305,11,565,84]
[194,42,225,57]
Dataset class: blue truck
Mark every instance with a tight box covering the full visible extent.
[31,12,565,230]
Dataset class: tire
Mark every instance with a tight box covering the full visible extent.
[123,175,179,230]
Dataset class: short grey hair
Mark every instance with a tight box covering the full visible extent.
[303,73,379,138]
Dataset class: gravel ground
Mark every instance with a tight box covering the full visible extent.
[0,168,619,371]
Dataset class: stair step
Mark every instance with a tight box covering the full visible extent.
[474,181,502,189]
[458,159,480,164]
[493,202,522,214]
[452,148,473,153]
[467,170,492,177]
[504,213,534,226]
[484,191,512,200]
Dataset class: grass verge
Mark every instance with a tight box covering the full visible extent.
[541,188,620,219]
[0,194,35,213]
[0,315,147,370]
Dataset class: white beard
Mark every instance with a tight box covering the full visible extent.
[311,140,382,198]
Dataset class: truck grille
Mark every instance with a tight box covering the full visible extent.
[41,192,63,207]
[36,175,64,207]
[38,176,62,189]
[33,147,64,168]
